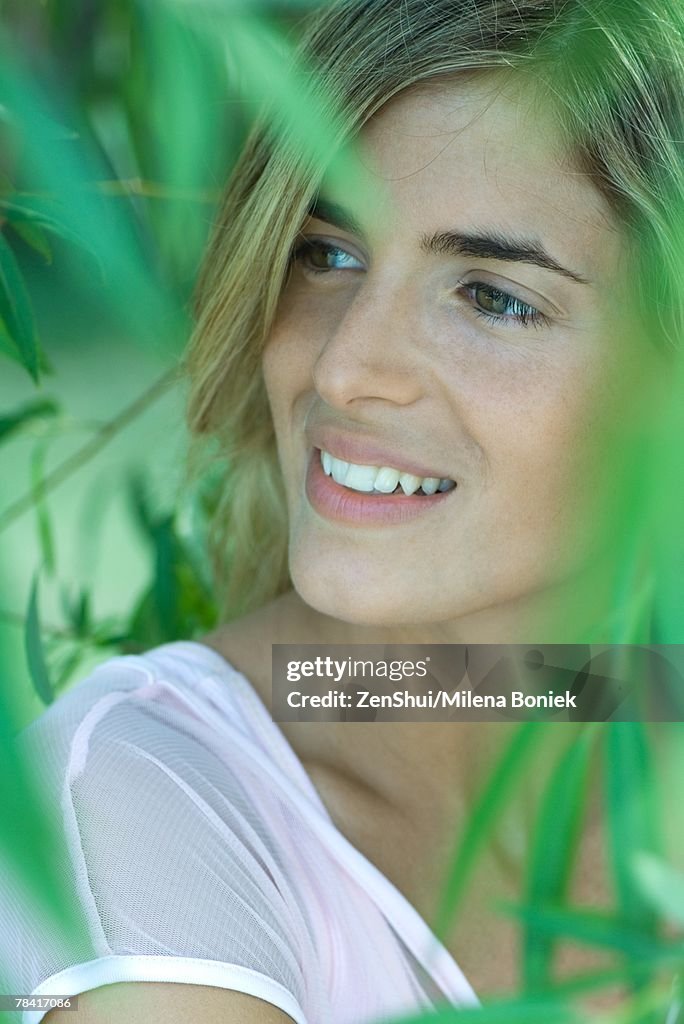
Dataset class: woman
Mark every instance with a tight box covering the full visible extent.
[4,0,682,1021]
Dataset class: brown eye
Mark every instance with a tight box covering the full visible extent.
[465,282,547,328]
[474,284,512,315]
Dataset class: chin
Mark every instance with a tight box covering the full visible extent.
[291,575,419,627]
[287,543,465,628]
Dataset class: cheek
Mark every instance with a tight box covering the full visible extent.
[261,328,305,425]
[476,349,634,545]
[261,310,322,500]
[261,291,324,405]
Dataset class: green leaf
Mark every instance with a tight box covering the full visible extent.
[128,469,156,539]
[606,723,662,931]
[0,397,58,444]
[0,314,22,365]
[0,231,40,382]
[0,50,175,352]
[92,631,130,649]
[503,903,684,961]
[633,853,684,929]
[0,683,83,965]
[0,194,98,262]
[8,217,52,262]
[0,317,53,376]
[523,727,597,991]
[397,994,583,1024]
[152,515,179,641]
[434,722,543,941]
[605,722,663,997]
[24,573,54,705]
[60,585,91,639]
[126,531,217,651]
[53,645,86,693]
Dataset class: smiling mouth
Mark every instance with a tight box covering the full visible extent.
[319,448,457,496]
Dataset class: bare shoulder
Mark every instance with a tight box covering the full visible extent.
[43,983,296,1024]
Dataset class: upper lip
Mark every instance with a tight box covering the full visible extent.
[308,426,453,480]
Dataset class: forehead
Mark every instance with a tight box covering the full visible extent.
[335,76,623,282]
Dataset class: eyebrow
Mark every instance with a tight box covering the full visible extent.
[307,197,590,285]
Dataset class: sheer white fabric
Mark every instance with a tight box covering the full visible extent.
[0,641,479,1023]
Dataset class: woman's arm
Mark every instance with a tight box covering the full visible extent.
[43,982,298,1024]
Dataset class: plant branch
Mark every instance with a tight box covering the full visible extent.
[0,607,68,637]
[0,365,180,534]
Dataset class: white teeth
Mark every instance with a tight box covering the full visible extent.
[398,473,422,496]
[344,463,379,492]
[319,449,456,496]
[330,457,349,485]
[374,467,401,493]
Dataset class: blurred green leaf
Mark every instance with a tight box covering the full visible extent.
[175,482,216,594]
[60,585,92,639]
[24,573,54,705]
[0,194,101,263]
[51,644,86,693]
[397,995,583,1023]
[0,230,40,382]
[0,687,83,976]
[606,721,663,998]
[0,316,53,375]
[166,4,381,223]
[127,469,217,645]
[91,629,131,648]
[128,468,156,538]
[8,217,52,262]
[0,315,22,365]
[0,397,58,444]
[0,44,179,354]
[152,514,179,640]
[126,534,217,650]
[523,727,597,991]
[434,722,543,941]
[633,854,684,930]
[126,2,228,283]
[606,723,662,931]
[503,903,683,962]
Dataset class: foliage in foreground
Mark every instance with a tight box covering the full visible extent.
[0,2,682,1022]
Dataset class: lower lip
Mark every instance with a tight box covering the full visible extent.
[305,449,456,526]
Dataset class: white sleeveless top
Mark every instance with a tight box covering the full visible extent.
[1,641,479,1023]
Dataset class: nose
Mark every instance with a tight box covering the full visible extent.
[311,279,425,411]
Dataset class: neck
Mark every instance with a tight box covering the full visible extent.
[265,553,654,823]
[302,546,655,646]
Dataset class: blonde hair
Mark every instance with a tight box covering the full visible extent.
[184,0,684,621]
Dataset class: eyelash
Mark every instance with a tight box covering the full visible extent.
[459,282,549,330]
[291,239,360,274]
[290,239,549,329]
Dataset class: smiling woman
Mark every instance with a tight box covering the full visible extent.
[263,76,646,634]
[188,0,681,645]
[4,1,684,1023]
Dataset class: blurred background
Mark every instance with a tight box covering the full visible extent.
[0,0,324,726]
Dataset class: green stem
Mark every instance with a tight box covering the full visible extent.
[0,365,179,534]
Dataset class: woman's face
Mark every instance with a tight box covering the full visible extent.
[262,77,656,632]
